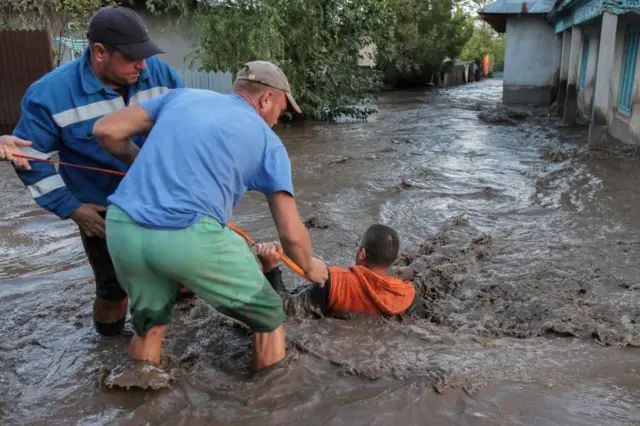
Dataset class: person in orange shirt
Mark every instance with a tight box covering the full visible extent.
[256,224,425,318]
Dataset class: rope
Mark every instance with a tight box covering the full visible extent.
[13,153,307,279]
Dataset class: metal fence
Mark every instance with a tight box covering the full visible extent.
[177,70,233,94]
[0,30,53,134]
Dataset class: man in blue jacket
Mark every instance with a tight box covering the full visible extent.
[11,6,184,337]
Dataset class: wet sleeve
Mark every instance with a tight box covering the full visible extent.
[264,267,286,294]
[248,132,295,197]
[282,277,331,318]
[12,88,82,219]
[404,294,428,318]
[263,266,331,318]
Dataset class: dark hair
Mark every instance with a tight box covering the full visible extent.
[359,224,400,268]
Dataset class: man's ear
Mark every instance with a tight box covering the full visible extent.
[358,247,367,263]
[92,43,109,61]
[258,90,272,110]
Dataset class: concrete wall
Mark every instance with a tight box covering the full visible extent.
[606,14,640,146]
[577,22,601,120]
[503,15,558,105]
[134,7,201,71]
[552,33,563,102]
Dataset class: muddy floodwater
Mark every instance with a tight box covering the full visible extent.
[1,79,639,425]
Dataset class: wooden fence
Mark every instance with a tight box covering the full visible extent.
[0,30,53,134]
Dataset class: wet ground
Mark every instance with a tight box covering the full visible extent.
[1,79,639,425]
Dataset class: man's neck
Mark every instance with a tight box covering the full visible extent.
[233,90,259,111]
[360,264,388,276]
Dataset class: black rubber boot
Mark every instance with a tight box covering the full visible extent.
[93,316,126,336]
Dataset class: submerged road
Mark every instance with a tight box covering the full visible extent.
[1,79,639,425]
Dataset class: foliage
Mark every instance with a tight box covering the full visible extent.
[0,0,122,66]
[491,34,505,71]
[148,0,473,121]
[459,23,505,72]
[458,0,505,72]
[147,0,394,121]
[2,0,478,120]
[376,0,474,87]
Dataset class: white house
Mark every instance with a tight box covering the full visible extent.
[480,0,640,147]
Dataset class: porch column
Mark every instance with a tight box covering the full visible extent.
[558,30,572,116]
[589,12,618,147]
[552,33,563,102]
[564,25,582,123]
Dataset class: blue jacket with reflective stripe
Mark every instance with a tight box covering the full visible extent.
[12,48,183,219]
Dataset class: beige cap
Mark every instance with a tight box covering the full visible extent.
[235,61,302,114]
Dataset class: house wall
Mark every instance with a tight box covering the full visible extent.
[552,33,563,101]
[607,14,640,146]
[134,8,201,71]
[503,15,558,105]
[577,20,601,119]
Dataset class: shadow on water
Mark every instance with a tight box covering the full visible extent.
[1,79,639,425]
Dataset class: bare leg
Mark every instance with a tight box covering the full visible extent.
[128,325,170,364]
[252,325,286,371]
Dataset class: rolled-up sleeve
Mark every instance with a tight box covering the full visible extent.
[249,131,295,197]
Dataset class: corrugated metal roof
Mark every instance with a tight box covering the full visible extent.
[481,0,556,15]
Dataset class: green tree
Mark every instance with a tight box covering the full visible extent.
[376,0,473,87]
[492,34,505,71]
[147,0,472,120]
[147,0,395,121]
[458,0,505,72]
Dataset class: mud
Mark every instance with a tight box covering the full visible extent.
[303,212,331,229]
[101,357,180,390]
[2,80,640,425]
[477,106,531,125]
[327,155,354,165]
[391,217,640,346]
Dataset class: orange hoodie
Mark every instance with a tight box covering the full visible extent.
[327,265,416,316]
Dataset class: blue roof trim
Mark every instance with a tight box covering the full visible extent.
[479,0,640,33]
[481,0,556,15]
[551,0,640,33]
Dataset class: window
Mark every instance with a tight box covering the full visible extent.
[579,35,590,93]
[618,27,640,117]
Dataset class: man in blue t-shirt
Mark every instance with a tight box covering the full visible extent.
[92,61,328,372]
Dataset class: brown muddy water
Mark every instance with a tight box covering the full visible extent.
[1,79,639,425]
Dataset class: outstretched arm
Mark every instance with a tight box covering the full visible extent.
[256,242,331,318]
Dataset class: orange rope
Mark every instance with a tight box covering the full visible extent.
[15,154,128,176]
[14,153,307,279]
